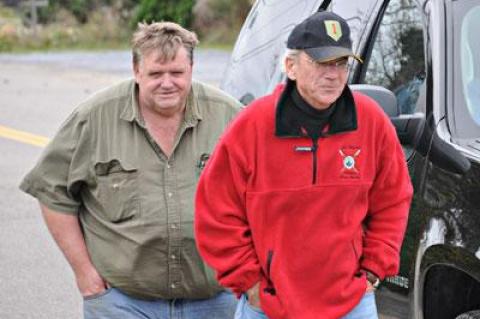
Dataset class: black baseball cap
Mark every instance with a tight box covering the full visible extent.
[287,11,362,63]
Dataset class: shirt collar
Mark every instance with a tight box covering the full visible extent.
[184,81,203,127]
[119,79,141,124]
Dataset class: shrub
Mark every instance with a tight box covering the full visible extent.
[131,0,194,28]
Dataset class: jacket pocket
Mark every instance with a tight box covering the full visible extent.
[94,159,140,223]
[263,250,276,296]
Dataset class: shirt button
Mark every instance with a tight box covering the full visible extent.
[170,224,177,229]
[166,164,171,169]
[171,254,176,260]
[168,192,173,198]
[171,283,176,289]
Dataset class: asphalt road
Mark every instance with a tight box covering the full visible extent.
[0,50,407,319]
[0,49,231,319]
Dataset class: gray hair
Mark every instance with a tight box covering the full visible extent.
[132,22,199,66]
[284,48,302,60]
[281,48,302,72]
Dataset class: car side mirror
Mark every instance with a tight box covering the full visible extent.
[350,84,471,175]
[350,84,424,146]
[350,84,400,117]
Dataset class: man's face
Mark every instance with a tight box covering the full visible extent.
[286,52,348,110]
[134,47,193,116]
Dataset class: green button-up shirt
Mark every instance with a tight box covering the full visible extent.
[20,79,241,300]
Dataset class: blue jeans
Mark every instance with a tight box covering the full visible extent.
[234,294,268,319]
[234,291,378,319]
[84,288,237,319]
[342,291,378,319]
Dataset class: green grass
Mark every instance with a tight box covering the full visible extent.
[0,4,237,53]
[0,28,234,53]
[0,26,131,52]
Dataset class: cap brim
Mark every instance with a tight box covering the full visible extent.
[305,46,363,63]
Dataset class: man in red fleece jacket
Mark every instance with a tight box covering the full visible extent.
[195,10,413,319]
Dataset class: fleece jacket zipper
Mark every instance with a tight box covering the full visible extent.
[312,138,318,184]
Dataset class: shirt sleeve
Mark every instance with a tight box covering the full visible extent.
[194,129,261,296]
[19,109,92,214]
[361,115,414,279]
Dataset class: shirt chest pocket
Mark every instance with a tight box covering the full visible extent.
[94,159,140,223]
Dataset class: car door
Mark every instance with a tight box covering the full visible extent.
[341,0,480,318]
[337,0,428,317]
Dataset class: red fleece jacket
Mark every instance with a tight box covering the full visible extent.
[195,85,413,319]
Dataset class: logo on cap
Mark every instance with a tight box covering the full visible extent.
[324,20,342,41]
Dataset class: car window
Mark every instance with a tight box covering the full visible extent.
[460,8,480,126]
[362,0,426,116]
[328,0,379,60]
[452,2,480,141]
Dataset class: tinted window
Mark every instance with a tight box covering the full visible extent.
[461,8,480,125]
[452,1,480,139]
[328,1,379,58]
[362,0,426,115]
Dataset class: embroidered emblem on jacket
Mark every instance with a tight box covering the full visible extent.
[339,147,361,178]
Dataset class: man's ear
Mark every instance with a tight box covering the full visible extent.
[285,57,297,81]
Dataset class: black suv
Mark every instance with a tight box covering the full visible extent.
[220,0,480,318]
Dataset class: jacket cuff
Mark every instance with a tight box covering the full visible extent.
[360,260,387,280]
[230,271,262,298]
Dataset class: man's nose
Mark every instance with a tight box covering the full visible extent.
[160,74,174,87]
[323,68,341,79]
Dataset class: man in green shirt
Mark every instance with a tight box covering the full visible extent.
[20,21,241,318]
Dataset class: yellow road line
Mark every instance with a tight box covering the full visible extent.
[0,125,49,147]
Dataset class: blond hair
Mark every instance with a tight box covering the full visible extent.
[132,21,199,66]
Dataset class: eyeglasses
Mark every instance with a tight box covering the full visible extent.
[305,56,350,72]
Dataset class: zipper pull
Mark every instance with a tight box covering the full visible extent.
[295,146,313,152]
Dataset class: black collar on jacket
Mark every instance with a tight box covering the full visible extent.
[275,79,358,138]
